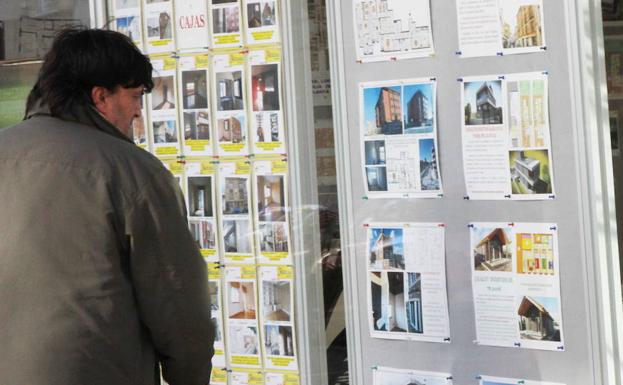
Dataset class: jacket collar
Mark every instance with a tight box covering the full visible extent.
[25,99,133,144]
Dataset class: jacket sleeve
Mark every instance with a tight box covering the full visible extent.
[124,169,214,385]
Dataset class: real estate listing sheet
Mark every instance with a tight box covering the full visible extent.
[366,223,450,342]
[143,0,175,53]
[112,0,143,48]
[360,78,442,198]
[231,368,264,385]
[479,375,565,385]
[186,160,219,262]
[175,0,209,51]
[209,263,227,367]
[243,0,281,45]
[211,0,244,48]
[149,56,181,158]
[264,371,300,385]
[470,222,565,351]
[456,0,546,58]
[461,72,554,200]
[372,366,452,385]
[210,367,228,385]
[179,53,213,157]
[352,0,434,62]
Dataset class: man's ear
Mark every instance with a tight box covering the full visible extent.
[91,86,109,114]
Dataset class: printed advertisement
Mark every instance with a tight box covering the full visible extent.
[479,375,565,385]
[113,0,143,49]
[231,368,264,385]
[186,160,219,262]
[360,78,442,198]
[456,0,546,57]
[470,222,565,351]
[244,0,281,45]
[265,371,300,385]
[143,0,175,54]
[366,223,450,343]
[225,265,262,368]
[461,72,555,200]
[209,263,227,367]
[259,266,298,370]
[353,0,434,62]
[213,52,249,156]
[249,48,286,155]
[254,159,291,265]
[372,366,452,385]
[178,53,213,156]
[220,161,254,264]
[175,0,209,51]
[149,55,180,158]
[211,0,244,48]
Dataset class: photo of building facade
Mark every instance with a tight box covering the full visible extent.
[464,80,503,125]
[222,177,248,214]
[406,272,423,333]
[517,296,561,341]
[406,90,430,128]
[473,228,512,271]
[375,87,403,134]
[510,150,552,194]
[369,228,405,270]
[502,4,543,49]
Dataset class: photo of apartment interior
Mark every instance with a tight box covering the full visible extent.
[247,2,276,27]
[152,120,177,143]
[228,325,258,355]
[404,87,433,131]
[263,281,291,321]
[218,116,244,143]
[152,76,175,110]
[365,140,386,165]
[369,228,405,270]
[516,233,554,274]
[252,64,280,111]
[131,113,146,144]
[517,296,561,341]
[264,325,295,356]
[188,176,213,217]
[375,86,403,134]
[365,166,388,191]
[407,273,423,334]
[184,111,210,141]
[228,281,256,319]
[370,271,407,332]
[223,177,248,214]
[464,81,503,125]
[502,4,542,49]
[259,223,288,253]
[510,150,551,194]
[223,219,250,253]
[209,281,220,311]
[189,220,216,249]
[212,6,240,34]
[254,112,280,142]
[473,228,512,271]
[182,70,208,109]
[216,71,243,110]
[257,175,285,221]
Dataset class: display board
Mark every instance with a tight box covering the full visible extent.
[328,0,600,384]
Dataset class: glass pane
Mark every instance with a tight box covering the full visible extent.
[0,62,41,129]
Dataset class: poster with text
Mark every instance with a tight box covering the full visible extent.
[254,159,291,265]
[243,0,281,45]
[225,265,262,368]
[479,375,565,385]
[213,52,249,156]
[175,0,209,51]
[231,368,264,385]
[143,0,175,54]
[113,0,143,49]
[366,223,450,343]
[470,222,565,351]
[265,371,300,385]
[220,161,255,264]
[186,160,219,262]
[353,0,434,62]
[179,53,213,156]
[149,56,180,158]
[132,95,149,151]
[250,48,286,155]
[456,0,546,57]
[211,0,244,48]
[372,366,452,385]
[208,263,227,367]
[259,266,298,370]
[461,72,555,200]
[360,78,442,198]
[160,158,185,192]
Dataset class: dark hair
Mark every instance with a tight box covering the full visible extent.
[26,28,153,116]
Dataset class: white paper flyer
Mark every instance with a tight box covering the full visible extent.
[213,52,249,156]
[231,368,264,385]
[220,161,254,264]
[174,0,209,51]
[149,55,181,158]
[264,371,300,385]
[143,0,175,54]
[353,0,434,62]
[211,0,244,48]
[186,160,219,262]
[208,263,227,367]
[479,375,565,385]
[456,0,546,58]
[178,53,213,157]
[470,222,565,351]
[461,72,555,200]
[225,265,262,368]
[366,223,450,343]
[112,0,143,49]
[243,0,281,45]
[249,48,286,155]
[372,366,452,385]
[360,78,442,198]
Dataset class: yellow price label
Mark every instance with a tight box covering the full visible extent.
[265,48,281,63]
[278,265,294,279]
[195,55,209,69]
[236,161,251,174]
[272,160,287,174]
[251,30,275,42]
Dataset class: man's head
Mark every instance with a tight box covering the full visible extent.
[26,28,153,136]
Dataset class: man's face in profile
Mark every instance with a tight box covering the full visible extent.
[94,85,144,137]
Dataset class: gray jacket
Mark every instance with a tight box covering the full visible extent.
[0,103,214,385]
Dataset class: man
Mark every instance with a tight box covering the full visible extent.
[0,29,214,385]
